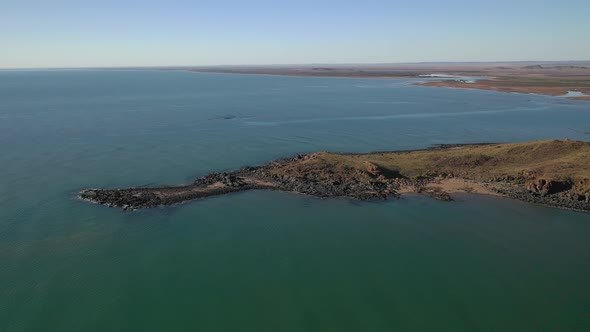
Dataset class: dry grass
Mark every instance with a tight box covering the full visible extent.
[271,139,590,194]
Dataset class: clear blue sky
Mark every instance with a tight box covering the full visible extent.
[1,0,589,68]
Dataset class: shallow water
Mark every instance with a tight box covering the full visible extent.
[1,70,590,331]
[563,90,589,98]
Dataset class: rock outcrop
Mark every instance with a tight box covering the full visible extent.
[79,140,590,212]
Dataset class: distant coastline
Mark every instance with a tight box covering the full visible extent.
[183,63,590,100]
[3,63,590,100]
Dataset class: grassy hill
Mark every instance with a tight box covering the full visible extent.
[270,139,590,196]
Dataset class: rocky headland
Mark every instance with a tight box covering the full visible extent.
[80,139,590,212]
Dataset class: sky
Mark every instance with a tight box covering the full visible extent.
[1,0,589,68]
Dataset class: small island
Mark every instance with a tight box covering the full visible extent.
[80,139,590,212]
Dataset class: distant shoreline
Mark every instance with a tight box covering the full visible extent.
[412,79,590,100]
[3,64,589,100]
[185,63,590,100]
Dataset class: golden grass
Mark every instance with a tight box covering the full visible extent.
[271,139,590,193]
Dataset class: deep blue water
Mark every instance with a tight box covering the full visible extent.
[1,70,590,331]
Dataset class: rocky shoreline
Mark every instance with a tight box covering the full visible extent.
[493,183,590,213]
[79,142,590,212]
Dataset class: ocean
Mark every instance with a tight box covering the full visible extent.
[1,70,590,331]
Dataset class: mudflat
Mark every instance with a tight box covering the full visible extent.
[415,76,590,98]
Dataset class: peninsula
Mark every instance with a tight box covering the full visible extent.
[80,139,590,212]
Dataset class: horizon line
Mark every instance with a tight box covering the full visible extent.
[2,60,590,71]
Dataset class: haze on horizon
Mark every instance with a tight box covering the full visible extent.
[1,0,589,69]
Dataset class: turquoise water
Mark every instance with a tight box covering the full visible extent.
[1,70,590,331]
